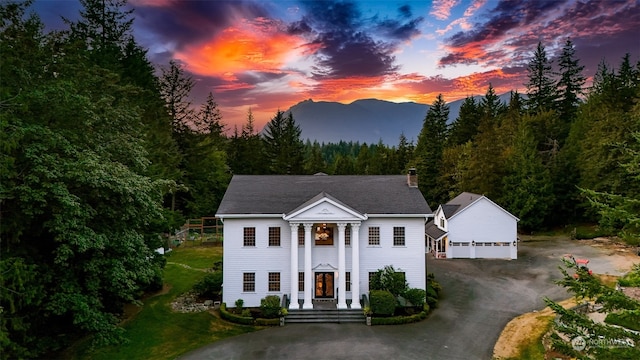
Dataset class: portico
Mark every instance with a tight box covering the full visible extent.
[283,192,367,310]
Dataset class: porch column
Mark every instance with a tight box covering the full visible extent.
[337,223,347,309]
[302,223,314,309]
[350,222,361,309]
[289,223,299,309]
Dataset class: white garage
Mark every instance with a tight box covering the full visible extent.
[428,192,519,260]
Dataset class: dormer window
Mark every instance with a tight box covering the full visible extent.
[440,218,445,228]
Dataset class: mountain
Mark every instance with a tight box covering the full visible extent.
[285,94,513,145]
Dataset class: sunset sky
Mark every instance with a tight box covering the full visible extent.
[34,0,640,131]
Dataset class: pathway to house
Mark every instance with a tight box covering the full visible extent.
[180,237,637,360]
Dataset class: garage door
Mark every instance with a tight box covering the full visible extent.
[475,242,511,258]
[451,242,470,258]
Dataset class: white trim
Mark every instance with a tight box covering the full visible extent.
[448,196,519,222]
[283,196,367,221]
[366,213,432,219]
[217,214,284,219]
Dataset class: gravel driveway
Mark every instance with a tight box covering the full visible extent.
[181,238,636,360]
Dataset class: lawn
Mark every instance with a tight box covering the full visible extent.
[69,246,260,360]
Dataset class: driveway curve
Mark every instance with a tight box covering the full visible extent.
[181,238,634,360]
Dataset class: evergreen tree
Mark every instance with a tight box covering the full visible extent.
[501,118,554,230]
[395,133,413,174]
[448,96,481,146]
[466,85,507,198]
[227,109,266,174]
[414,94,449,204]
[526,42,558,113]
[303,141,327,174]
[479,83,506,121]
[196,92,226,138]
[159,60,195,135]
[262,110,304,174]
[556,39,585,128]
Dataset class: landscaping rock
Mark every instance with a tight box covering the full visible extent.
[171,292,214,313]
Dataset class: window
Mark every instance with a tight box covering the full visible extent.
[268,227,281,246]
[298,225,305,246]
[315,223,333,245]
[345,226,351,246]
[346,272,351,291]
[243,227,255,247]
[440,218,445,228]
[393,227,405,246]
[268,272,280,292]
[298,272,304,291]
[368,227,380,246]
[243,272,255,292]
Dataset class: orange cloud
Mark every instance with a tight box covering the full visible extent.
[175,18,305,77]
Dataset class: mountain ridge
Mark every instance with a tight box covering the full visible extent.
[285,94,512,145]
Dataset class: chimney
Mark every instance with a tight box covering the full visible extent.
[407,168,418,187]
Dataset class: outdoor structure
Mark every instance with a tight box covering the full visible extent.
[216,171,431,309]
[426,192,519,259]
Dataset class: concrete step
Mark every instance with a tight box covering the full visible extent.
[286,309,365,324]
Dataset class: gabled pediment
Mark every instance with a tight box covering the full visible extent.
[283,192,367,222]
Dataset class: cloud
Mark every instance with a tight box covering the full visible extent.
[438,0,578,67]
[430,0,460,21]
[133,0,270,51]
[290,1,423,80]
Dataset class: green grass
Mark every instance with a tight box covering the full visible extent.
[69,246,259,360]
[167,246,223,270]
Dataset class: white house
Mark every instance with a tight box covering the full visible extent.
[215,171,431,309]
[426,192,519,259]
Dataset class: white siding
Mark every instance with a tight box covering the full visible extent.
[359,218,426,293]
[222,218,291,307]
[223,217,427,307]
[447,197,517,259]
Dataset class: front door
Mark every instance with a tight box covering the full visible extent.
[315,272,334,298]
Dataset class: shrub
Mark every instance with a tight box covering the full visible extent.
[260,295,281,318]
[618,264,640,287]
[371,311,427,325]
[403,288,426,307]
[192,271,223,298]
[241,309,251,318]
[370,265,409,296]
[370,290,396,316]
[235,298,244,310]
[220,303,253,325]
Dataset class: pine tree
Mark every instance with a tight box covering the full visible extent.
[448,96,481,146]
[556,39,585,128]
[501,118,554,230]
[526,42,558,114]
[415,94,449,204]
[262,111,304,174]
[159,60,195,135]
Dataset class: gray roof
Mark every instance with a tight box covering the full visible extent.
[216,175,432,216]
[443,192,483,218]
[425,222,447,240]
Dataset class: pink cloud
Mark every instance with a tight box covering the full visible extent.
[430,0,460,21]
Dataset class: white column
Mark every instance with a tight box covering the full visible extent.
[337,223,347,309]
[289,223,299,309]
[302,223,314,309]
[350,222,361,309]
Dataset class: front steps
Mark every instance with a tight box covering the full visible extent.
[286,308,365,323]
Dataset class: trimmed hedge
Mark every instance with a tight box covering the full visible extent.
[255,318,280,326]
[371,311,427,325]
[220,303,254,325]
[370,290,396,316]
[260,295,281,318]
[219,303,282,326]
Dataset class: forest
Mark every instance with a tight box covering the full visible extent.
[1,0,639,358]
